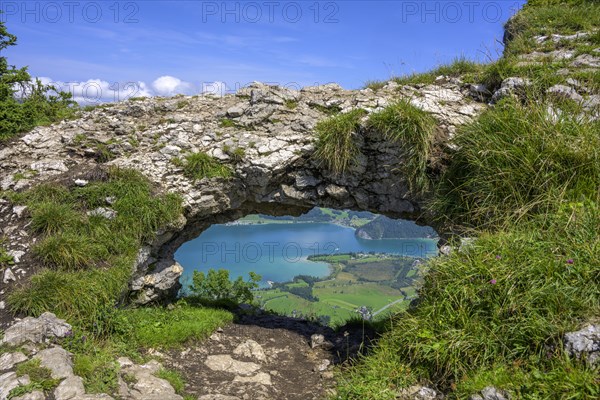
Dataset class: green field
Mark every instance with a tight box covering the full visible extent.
[255,253,423,326]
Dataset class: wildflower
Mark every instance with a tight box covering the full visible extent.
[495,255,502,260]
[489,279,497,285]
[566,259,574,264]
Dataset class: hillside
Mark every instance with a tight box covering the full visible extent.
[355,216,437,239]
[1,0,599,399]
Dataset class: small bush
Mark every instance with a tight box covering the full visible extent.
[368,100,437,193]
[313,109,367,174]
[189,269,261,304]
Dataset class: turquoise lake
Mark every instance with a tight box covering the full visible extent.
[175,222,439,288]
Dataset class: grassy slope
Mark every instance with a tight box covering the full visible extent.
[336,1,600,398]
[1,168,233,397]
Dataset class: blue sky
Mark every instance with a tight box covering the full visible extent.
[2,1,527,101]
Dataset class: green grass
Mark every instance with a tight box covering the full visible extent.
[368,100,438,194]
[8,359,61,399]
[432,98,600,228]
[335,202,600,398]
[177,152,232,181]
[157,368,187,395]
[337,3,600,396]
[313,109,367,174]
[219,118,240,128]
[365,57,486,89]
[0,239,14,269]
[504,0,600,57]
[8,167,183,331]
[120,302,234,348]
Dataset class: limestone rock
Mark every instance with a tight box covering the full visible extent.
[0,371,30,400]
[11,391,45,400]
[397,385,440,400]
[1,312,72,346]
[547,85,584,103]
[470,386,510,400]
[34,347,74,379]
[204,355,261,376]
[30,160,68,173]
[233,340,267,362]
[2,268,16,284]
[0,352,28,371]
[310,333,333,350]
[564,324,600,365]
[491,77,531,103]
[54,375,86,400]
[130,260,184,305]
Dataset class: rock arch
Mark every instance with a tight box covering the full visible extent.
[0,81,484,303]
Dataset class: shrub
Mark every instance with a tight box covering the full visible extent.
[313,109,367,174]
[189,269,261,304]
[0,20,75,141]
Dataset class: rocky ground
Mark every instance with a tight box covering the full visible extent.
[0,312,377,400]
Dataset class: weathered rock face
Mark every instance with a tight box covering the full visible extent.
[0,81,484,303]
[564,324,600,365]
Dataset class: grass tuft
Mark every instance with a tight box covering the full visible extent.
[313,109,367,174]
[432,98,600,228]
[179,152,232,181]
[368,100,438,193]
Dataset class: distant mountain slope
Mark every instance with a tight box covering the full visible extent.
[355,215,437,239]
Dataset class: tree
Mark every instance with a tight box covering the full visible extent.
[189,269,261,304]
[0,15,75,141]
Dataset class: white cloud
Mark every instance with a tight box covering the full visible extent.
[24,75,234,104]
[152,75,195,96]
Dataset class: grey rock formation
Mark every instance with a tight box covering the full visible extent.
[0,372,30,400]
[204,355,261,376]
[491,77,531,103]
[564,324,600,365]
[547,84,584,103]
[470,386,510,400]
[397,385,441,400]
[1,312,72,346]
[232,340,267,362]
[11,391,45,400]
[0,352,28,371]
[34,347,74,379]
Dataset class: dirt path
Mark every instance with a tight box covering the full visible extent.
[161,313,374,400]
